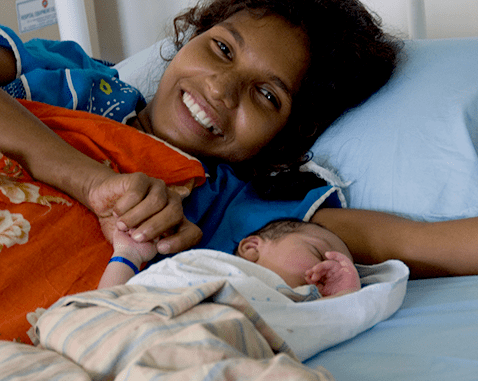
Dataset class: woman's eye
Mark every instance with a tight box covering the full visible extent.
[215,40,232,59]
[259,88,280,108]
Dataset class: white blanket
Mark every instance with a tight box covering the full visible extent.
[128,250,409,361]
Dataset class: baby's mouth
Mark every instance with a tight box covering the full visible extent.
[182,92,224,137]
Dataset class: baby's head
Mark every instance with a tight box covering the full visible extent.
[235,218,353,288]
[141,0,402,179]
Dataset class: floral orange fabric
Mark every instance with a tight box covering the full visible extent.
[0,100,205,344]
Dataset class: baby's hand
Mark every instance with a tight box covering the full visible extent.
[97,228,157,289]
[112,228,157,266]
[305,251,361,297]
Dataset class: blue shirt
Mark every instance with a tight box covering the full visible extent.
[0,25,144,124]
[184,164,342,253]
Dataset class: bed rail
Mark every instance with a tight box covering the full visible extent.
[56,0,92,56]
[407,0,427,39]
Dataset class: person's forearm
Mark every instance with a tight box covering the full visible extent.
[312,208,478,279]
[0,89,113,208]
[0,47,17,85]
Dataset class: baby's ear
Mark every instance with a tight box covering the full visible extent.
[236,236,261,262]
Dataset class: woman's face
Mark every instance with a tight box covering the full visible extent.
[138,11,310,162]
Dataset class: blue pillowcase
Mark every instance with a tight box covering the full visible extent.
[311,37,478,221]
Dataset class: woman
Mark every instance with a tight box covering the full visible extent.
[0,0,475,282]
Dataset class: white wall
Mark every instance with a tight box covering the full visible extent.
[94,0,193,63]
[361,0,478,39]
[361,0,409,37]
[1,0,478,63]
[425,0,478,39]
[0,0,191,61]
[100,0,478,62]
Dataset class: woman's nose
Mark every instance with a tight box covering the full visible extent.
[205,70,240,109]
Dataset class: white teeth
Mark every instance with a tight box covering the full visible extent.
[182,92,223,136]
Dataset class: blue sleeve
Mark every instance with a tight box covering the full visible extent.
[0,25,113,73]
[184,164,343,254]
[0,25,144,123]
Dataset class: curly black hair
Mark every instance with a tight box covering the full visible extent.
[172,0,403,199]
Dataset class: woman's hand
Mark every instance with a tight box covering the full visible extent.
[87,172,202,254]
[0,89,201,254]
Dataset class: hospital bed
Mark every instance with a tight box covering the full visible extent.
[2,1,478,379]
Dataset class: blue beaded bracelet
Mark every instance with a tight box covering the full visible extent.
[109,257,140,275]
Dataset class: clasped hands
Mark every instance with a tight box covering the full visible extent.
[87,171,202,256]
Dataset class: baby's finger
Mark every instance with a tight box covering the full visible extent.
[325,251,357,271]
[310,260,339,273]
[306,260,340,283]
[325,251,349,262]
[306,266,327,283]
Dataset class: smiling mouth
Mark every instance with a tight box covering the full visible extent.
[182,92,224,137]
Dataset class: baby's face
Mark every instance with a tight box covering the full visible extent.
[241,224,352,288]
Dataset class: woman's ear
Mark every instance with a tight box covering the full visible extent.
[236,236,261,262]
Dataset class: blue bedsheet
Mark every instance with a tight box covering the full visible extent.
[305,275,478,380]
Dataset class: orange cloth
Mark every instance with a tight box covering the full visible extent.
[0,100,205,344]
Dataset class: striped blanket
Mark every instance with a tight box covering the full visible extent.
[0,281,334,380]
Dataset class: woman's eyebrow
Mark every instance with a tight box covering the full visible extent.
[268,73,292,100]
[221,21,293,100]
[221,22,245,47]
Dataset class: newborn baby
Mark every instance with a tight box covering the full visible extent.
[100,218,360,299]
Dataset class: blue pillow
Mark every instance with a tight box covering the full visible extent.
[311,37,478,221]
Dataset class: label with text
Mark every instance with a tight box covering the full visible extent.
[16,0,57,34]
